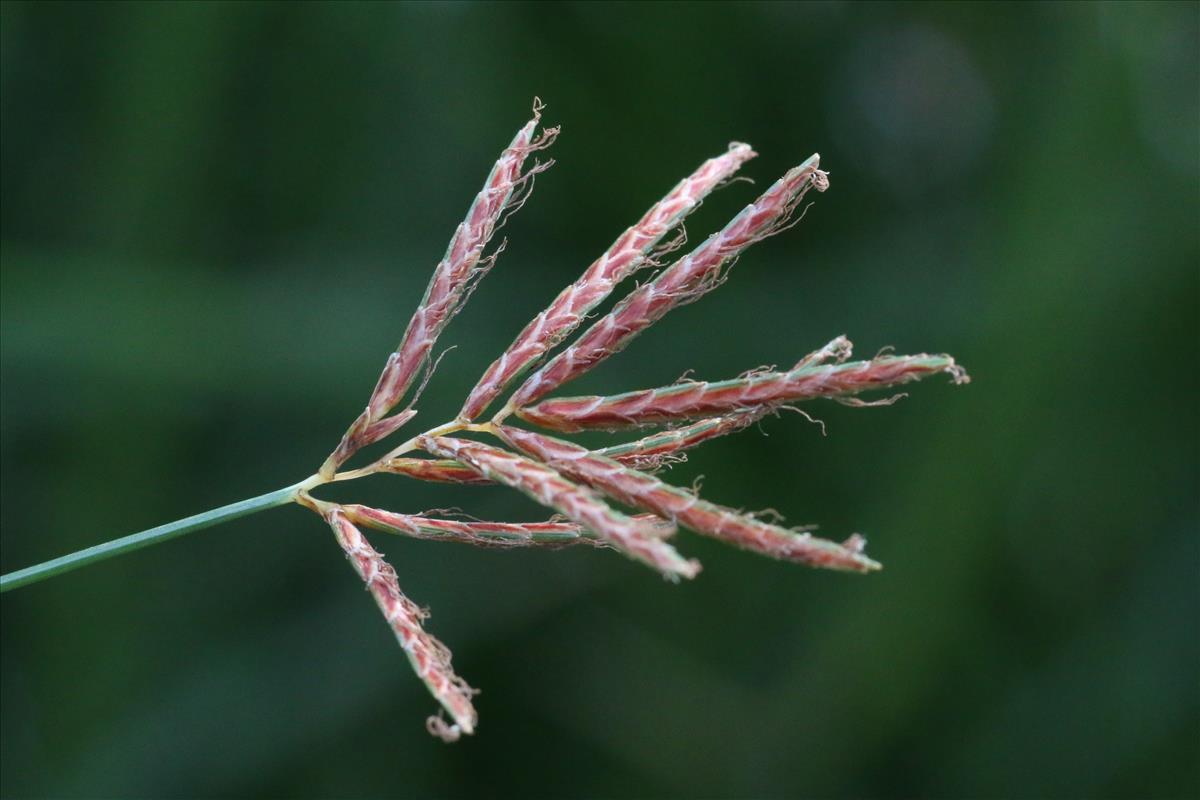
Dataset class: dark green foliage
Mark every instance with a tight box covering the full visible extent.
[1,2,1196,797]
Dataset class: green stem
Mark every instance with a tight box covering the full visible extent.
[0,482,304,593]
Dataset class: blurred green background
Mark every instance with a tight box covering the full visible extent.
[2,2,1197,798]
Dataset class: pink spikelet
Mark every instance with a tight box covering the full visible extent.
[378,457,493,485]
[460,142,757,420]
[517,350,970,432]
[506,154,828,410]
[341,503,671,548]
[496,426,880,573]
[325,508,478,741]
[320,102,559,478]
[593,409,765,469]
[418,435,700,580]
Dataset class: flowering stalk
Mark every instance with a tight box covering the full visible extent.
[460,142,757,420]
[504,154,828,412]
[325,507,477,741]
[496,426,880,573]
[419,435,699,580]
[320,102,559,478]
[1,102,971,744]
[517,351,969,432]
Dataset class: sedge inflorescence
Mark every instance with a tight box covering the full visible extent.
[297,99,969,742]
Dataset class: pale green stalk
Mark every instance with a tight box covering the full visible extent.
[0,482,305,592]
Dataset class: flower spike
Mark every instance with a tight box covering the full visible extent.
[341,503,671,548]
[517,349,970,432]
[325,507,478,740]
[320,101,558,477]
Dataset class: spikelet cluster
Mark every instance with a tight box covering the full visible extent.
[300,100,969,740]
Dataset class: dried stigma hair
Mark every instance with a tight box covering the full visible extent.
[1,100,968,743]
